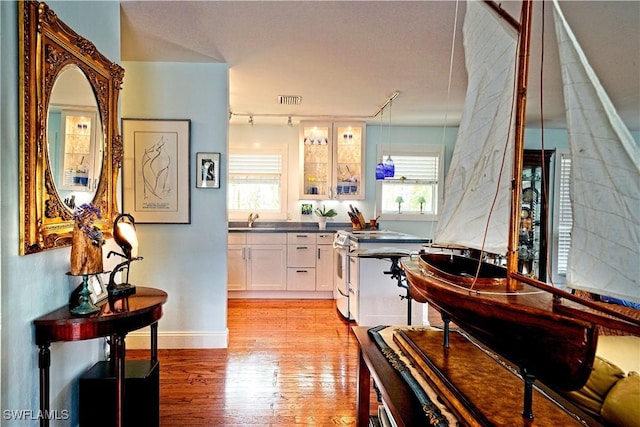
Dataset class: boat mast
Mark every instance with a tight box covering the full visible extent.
[507,0,533,291]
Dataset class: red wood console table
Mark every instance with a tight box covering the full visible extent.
[33,287,167,427]
[353,326,426,427]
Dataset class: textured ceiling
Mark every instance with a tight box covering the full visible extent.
[120,1,640,130]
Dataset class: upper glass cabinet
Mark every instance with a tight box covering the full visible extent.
[300,121,366,200]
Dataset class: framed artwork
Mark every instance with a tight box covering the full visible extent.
[196,152,221,188]
[88,274,108,304]
[122,119,191,223]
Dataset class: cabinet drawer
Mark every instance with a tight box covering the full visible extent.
[287,233,316,245]
[248,232,286,245]
[288,245,316,267]
[228,233,246,245]
[316,233,334,245]
[286,268,316,291]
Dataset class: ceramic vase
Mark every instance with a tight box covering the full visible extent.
[318,216,327,230]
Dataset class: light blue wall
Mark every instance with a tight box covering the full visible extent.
[1,1,120,426]
[121,62,229,345]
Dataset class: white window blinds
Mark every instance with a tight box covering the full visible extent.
[557,154,572,274]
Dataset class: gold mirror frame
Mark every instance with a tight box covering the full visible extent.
[19,0,124,255]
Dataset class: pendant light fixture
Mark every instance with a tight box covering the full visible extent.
[375,108,385,180]
[384,99,395,178]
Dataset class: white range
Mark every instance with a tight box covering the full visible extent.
[333,229,431,326]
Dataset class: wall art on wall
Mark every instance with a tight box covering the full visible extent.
[122,119,191,223]
[196,152,221,189]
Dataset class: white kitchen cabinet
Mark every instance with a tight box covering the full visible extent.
[300,121,366,200]
[351,242,424,326]
[286,233,316,291]
[315,233,334,291]
[228,233,287,291]
[227,233,247,291]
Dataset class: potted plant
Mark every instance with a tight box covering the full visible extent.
[315,205,337,230]
[395,196,404,214]
[417,196,426,214]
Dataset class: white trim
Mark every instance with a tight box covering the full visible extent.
[126,329,229,349]
[228,290,333,300]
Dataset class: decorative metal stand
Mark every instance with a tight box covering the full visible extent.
[70,274,100,316]
[383,255,413,326]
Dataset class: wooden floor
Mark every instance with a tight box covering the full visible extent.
[129,299,370,426]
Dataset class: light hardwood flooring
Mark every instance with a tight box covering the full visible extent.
[129,299,373,426]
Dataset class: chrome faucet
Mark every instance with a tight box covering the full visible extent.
[248,212,259,227]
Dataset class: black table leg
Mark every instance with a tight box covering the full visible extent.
[113,334,126,427]
[38,344,51,427]
[151,322,158,363]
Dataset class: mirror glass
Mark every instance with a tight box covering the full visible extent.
[47,65,104,209]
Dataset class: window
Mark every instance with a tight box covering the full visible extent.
[376,144,444,219]
[556,152,572,275]
[228,146,287,219]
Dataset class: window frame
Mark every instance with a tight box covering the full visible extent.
[375,144,444,221]
[227,144,288,221]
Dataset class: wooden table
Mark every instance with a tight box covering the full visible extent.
[353,326,426,427]
[354,326,601,427]
[33,287,167,427]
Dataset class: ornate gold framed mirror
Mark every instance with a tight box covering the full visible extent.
[19,0,124,255]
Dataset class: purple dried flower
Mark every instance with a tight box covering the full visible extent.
[73,203,104,246]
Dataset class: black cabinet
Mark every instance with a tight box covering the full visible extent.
[519,150,553,281]
[79,360,159,427]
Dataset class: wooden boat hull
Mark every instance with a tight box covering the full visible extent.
[403,253,598,391]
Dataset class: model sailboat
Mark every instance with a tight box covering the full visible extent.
[402,0,639,393]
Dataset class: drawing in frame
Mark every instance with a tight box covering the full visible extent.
[196,152,221,189]
[122,119,191,223]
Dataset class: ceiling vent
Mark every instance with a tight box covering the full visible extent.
[277,95,302,105]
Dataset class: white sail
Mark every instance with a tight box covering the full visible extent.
[434,1,518,255]
[553,1,640,303]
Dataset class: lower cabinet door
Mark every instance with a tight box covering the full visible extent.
[247,244,287,290]
[286,267,317,291]
[315,244,334,291]
[227,245,247,291]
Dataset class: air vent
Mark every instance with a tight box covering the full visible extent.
[277,95,302,105]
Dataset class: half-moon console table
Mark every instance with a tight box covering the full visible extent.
[33,287,168,427]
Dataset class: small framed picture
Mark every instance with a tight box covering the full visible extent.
[196,152,220,188]
[88,274,108,304]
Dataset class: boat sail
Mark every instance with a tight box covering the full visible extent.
[553,1,640,303]
[402,0,640,394]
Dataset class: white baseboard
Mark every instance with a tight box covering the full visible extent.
[126,329,229,349]
[228,290,333,299]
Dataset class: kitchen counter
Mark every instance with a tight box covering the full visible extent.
[339,229,432,245]
[228,221,351,233]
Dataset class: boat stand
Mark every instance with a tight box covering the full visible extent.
[521,368,536,419]
[383,255,413,326]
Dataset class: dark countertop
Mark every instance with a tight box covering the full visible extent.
[228,221,351,233]
[344,230,432,244]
